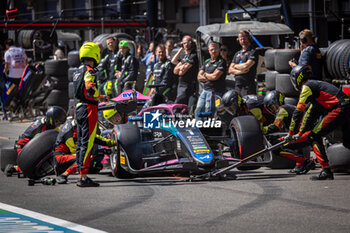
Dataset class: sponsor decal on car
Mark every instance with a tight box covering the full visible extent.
[193,149,210,153]
[120,155,125,165]
[143,111,221,129]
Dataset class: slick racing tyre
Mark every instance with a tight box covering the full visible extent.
[0,146,18,172]
[110,124,142,178]
[265,71,278,90]
[264,49,276,70]
[67,51,81,68]
[45,59,69,76]
[327,143,350,173]
[274,49,300,74]
[17,130,58,179]
[230,115,264,170]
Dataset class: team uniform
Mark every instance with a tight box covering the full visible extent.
[242,95,274,127]
[74,64,100,176]
[16,117,59,155]
[263,104,296,134]
[298,44,323,80]
[97,50,122,97]
[4,46,27,85]
[116,52,138,94]
[175,51,199,105]
[231,47,258,96]
[289,80,350,168]
[153,59,177,100]
[263,104,314,170]
[195,56,226,116]
[54,120,114,180]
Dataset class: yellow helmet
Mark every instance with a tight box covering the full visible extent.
[103,108,118,119]
[79,42,100,65]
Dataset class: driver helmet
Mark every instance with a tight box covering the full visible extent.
[290,65,312,91]
[79,42,100,66]
[103,107,122,125]
[221,90,242,116]
[264,90,285,115]
[46,106,67,128]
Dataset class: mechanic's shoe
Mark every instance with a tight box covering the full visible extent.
[289,165,302,174]
[4,164,16,177]
[310,168,334,181]
[76,177,100,187]
[56,175,68,184]
[297,159,316,175]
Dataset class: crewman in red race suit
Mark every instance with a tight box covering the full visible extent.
[263,90,315,174]
[284,65,350,180]
[4,106,66,176]
[53,119,116,184]
[74,42,101,187]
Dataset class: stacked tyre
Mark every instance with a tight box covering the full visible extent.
[67,51,81,116]
[44,59,69,110]
[264,49,300,105]
[324,39,350,80]
[264,49,301,168]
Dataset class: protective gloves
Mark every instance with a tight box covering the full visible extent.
[106,139,117,147]
[292,133,301,142]
[283,133,293,142]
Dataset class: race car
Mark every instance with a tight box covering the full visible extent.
[106,102,276,179]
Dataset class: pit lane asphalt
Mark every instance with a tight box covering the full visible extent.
[1,120,350,233]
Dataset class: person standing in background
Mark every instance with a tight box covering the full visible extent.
[228,31,258,96]
[3,38,27,86]
[289,29,323,80]
[172,35,199,105]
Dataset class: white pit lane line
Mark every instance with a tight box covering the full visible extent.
[0,202,107,233]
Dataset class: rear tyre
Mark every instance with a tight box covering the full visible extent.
[327,143,350,172]
[17,130,58,179]
[230,115,264,170]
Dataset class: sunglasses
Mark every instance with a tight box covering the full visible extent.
[209,48,218,52]
[220,48,228,51]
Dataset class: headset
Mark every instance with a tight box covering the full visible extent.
[237,30,252,42]
[299,29,313,44]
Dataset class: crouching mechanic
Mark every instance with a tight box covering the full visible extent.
[5,106,67,176]
[53,119,116,184]
[285,65,350,180]
[74,42,102,187]
[263,90,315,174]
[221,90,274,128]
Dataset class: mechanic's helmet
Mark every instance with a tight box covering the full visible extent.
[79,42,100,66]
[103,107,122,125]
[119,40,129,48]
[290,65,312,91]
[264,90,285,115]
[45,106,67,128]
[222,90,242,115]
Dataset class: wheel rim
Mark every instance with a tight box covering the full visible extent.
[110,132,118,172]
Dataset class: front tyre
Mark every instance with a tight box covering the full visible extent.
[110,131,135,179]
